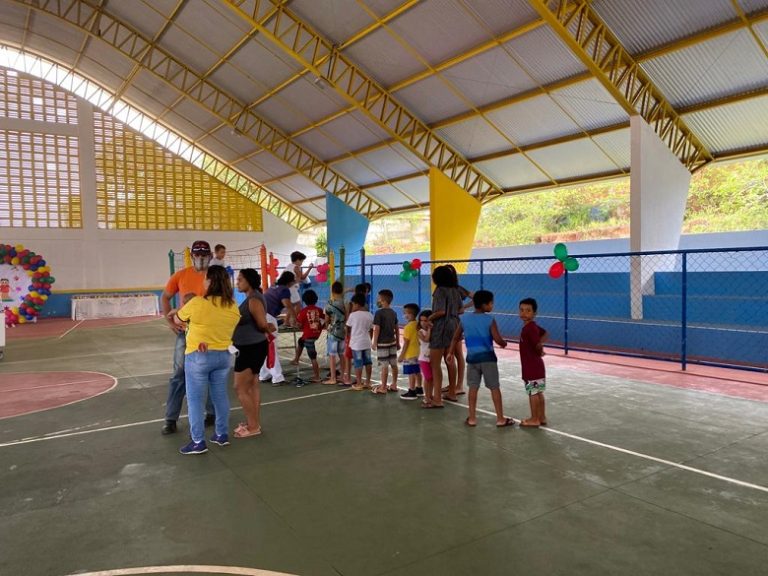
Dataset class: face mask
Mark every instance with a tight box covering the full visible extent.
[192,254,211,271]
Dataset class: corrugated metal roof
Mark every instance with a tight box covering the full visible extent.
[174,2,250,55]
[395,74,472,123]
[592,0,736,55]
[342,27,424,87]
[333,157,383,186]
[592,128,631,169]
[740,0,768,14]
[106,0,169,40]
[462,0,540,37]
[366,183,415,209]
[641,29,768,108]
[320,110,391,155]
[391,175,430,204]
[388,0,492,66]
[504,25,586,85]
[228,39,303,92]
[436,116,513,158]
[527,139,619,180]
[486,94,581,146]
[550,78,629,131]
[475,154,549,188]
[271,76,349,126]
[289,0,374,45]
[294,128,347,162]
[357,144,427,180]
[441,45,540,108]
[683,94,768,154]
[160,26,219,75]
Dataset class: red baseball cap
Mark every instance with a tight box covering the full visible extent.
[190,240,211,255]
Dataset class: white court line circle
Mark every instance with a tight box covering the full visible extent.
[65,566,298,575]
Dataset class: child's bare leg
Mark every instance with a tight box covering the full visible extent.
[352,366,364,390]
[539,394,547,424]
[415,373,422,390]
[364,365,373,388]
[456,348,466,393]
[522,394,542,427]
[423,378,433,405]
[389,363,399,390]
[408,374,417,390]
[429,349,444,406]
[292,340,303,364]
[375,364,388,392]
[490,388,506,425]
[310,359,320,382]
[466,387,479,426]
[444,354,458,399]
[323,356,337,384]
[342,357,352,384]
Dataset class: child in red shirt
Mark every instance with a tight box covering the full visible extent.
[295,289,325,383]
[519,298,548,427]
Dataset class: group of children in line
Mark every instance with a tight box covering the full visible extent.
[284,260,550,428]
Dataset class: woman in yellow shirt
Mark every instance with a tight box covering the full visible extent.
[175,265,240,455]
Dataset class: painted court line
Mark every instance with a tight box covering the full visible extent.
[58,320,85,339]
[64,565,298,575]
[0,387,351,448]
[462,401,768,495]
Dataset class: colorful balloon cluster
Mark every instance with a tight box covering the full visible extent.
[399,258,422,281]
[548,243,579,279]
[315,263,330,283]
[1,243,55,327]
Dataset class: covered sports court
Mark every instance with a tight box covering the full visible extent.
[1,1,767,575]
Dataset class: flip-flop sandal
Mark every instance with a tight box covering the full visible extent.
[496,417,515,428]
[442,395,459,402]
[456,391,466,396]
[234,427,262,438]
[422,404,444,409]
[464,418,476,427]
[387,387,399,392]
[371,388,387,395]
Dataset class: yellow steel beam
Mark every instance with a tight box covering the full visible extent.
[730,1,768,61]
[9,0,324,231]
[221,0,506,202]
[243,0,421,112]
[15,0,388,220]
[527,0,713,172]
[289,17,546,139]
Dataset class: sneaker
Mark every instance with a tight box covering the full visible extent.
[415,387,424,397]
[204,414,216,427]
[210,433,230,446]
[161,420,177,435]
[179,440,207,455]
[400,389,418,401]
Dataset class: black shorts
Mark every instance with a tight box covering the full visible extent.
[234,341,268,373]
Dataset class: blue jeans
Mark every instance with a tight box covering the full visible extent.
[184,350,232,443]
[165,332,214,422]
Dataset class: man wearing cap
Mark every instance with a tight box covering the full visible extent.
[160,240,216,435]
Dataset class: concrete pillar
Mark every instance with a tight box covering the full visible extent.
[629,115,692,318]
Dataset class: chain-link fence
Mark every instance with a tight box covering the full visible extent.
[366,247,768,372]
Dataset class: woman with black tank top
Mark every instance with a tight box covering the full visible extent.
[233,268,273,438]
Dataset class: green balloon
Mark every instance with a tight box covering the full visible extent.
[403,260,412,271]
[563,257,579,272]
[399,270,410,281]
[48,276,55,282]
[409,269,419,279]
[554,243,568,262]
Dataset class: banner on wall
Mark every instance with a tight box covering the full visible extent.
[0,265,27,307]
[1,243,56,327]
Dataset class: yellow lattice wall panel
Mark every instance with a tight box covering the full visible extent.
[0,129,82,228]
[93,111,263,231]
[0,69,78,124]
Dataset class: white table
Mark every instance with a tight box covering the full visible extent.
[71,293,160,320]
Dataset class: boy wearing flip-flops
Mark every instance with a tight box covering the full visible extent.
[449,290,513,428]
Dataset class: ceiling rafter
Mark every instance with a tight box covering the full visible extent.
[243,0,421,112]
[13,0,389,221]
[8,0,320,230]
[289,17,547,140]
[527,0,713,172]
[221,0,507,203]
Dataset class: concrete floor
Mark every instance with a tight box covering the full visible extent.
[0,319,767,576]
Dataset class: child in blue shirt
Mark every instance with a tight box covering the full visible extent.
[449,290,512,428]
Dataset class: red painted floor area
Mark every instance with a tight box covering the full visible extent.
[498,345,768,402]
[4,315,159,340]
[0,371,116,419]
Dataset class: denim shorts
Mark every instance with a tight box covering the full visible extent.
[327,335,345,357]
[299,337,317,359]
[352,348,372,369]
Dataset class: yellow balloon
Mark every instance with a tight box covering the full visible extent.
[38,266,48,273]
[30,291,39,298]
[11,307,18,313]
[18,316,26,323]
[11,257,19,265]
[41,294,48,301]
[15,244,24,252]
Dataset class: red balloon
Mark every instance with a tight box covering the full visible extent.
[548,261,565,279]
[411,258,422,270]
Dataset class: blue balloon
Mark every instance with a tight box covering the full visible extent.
[38,259,46,266]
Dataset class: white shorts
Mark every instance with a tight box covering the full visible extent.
[289,284,301,304]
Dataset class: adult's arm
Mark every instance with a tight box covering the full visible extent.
[161,290,182,334]
[248,297,271,333]
[282,297,297,325]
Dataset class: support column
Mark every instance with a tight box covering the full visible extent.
[629,115,692,318]
[429,167,481,274]
[76,99,101,288]
[325,192,369,286]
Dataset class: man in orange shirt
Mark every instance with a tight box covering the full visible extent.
[160,240,215,435]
